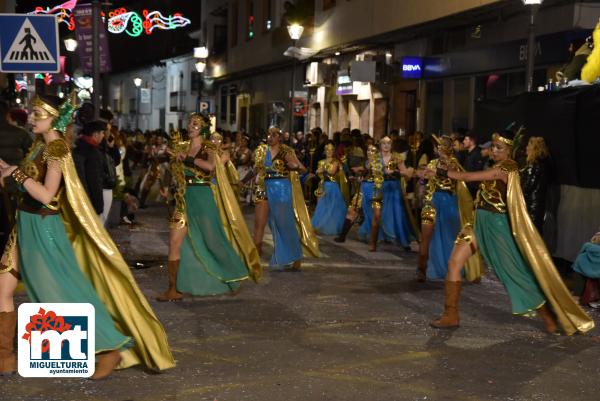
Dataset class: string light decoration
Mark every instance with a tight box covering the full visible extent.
[30,1,191,36]
[32,0,78,30]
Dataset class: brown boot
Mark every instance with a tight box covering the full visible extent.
[0,311,17,375]
[91,350,121,380]
[292,259,302,271]
[416,254,428,283]
[431,280,462,329]
[156,260,183,302]
[368,220,380,252]
[537,304,558,334]
[138,188,150,208]
[334,218,354,243]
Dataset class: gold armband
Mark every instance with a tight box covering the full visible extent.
[11,168,31,185]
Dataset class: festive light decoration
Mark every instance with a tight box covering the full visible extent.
[15,79,28,92]
[34,73,53,86]
[33,0,78,31]
[30,1,191,36]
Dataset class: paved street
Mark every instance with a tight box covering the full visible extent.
[3,202,600,401]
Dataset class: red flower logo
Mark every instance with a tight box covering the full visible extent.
[22,308,72,353]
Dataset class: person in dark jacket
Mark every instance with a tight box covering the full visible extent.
[461,131,484,197]
[521,136,550,233]
[73,120,107,216]
[0,100,33,250]
[98,109,120,225]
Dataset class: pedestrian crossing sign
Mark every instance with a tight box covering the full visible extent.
[0,14,60,73]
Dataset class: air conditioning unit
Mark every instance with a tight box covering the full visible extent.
[305,62,335,87]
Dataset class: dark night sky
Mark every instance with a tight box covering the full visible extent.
[15,0,202,72]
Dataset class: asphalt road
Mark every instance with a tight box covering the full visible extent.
[3,202,600,401]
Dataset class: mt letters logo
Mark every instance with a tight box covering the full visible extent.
[18,303,95,378]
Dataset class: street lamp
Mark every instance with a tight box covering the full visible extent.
[195,61,206,73]
[133,77,142,130]
[523,0,543,92]
[64,38,78,52]
[287,23,304,133]
[194,46,209,59]
[63,37,78,92]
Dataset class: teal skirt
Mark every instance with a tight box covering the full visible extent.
[177,185,248,295]
[474,209,546,314]
[17,211,131,353]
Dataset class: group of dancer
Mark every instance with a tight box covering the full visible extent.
[0,95,594,380]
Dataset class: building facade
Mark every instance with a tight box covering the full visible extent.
[104,0,600,138]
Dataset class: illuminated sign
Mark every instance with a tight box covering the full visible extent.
[401,57,424,79]
[336,70,353,95]
[30,1,191,36]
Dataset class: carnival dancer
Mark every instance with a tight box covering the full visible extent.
[253,127,319,270]
[429,130,594,335]
[157,114,252,301]
[334,144,391,251]
[311,142,349,236]
[211,132,241,201]
[417,135,481,282]
[138,134,169,208]
[0,95,175,378]
[375,136,419,251]
[233,134,254,204]
[209,132,262,281]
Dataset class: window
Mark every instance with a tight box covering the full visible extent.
[229,85,238,125]
[129,98,136,114]
[220,85,228,122]
[247,0,255,40]
[323,0,336,10]
[214,25,227,55]
[231,1,238,47]
[113,98,121,113]
[170,91,186,112]
[263,0,272,32]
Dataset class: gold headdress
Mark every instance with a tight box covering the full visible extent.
[31,96,60,118]
[492,132,514,146]
[432,134,454,154]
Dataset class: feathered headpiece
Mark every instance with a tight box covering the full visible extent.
[50,92,77,134]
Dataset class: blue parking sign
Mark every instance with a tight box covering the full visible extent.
[0,14,60,73]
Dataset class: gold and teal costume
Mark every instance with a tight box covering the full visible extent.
[469,159,593,334]
[169,141,252,293]
[1,139,175,370]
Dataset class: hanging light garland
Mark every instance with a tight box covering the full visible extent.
[30,0,191,36]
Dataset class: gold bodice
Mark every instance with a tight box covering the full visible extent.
[424,158,457,199]
[317,158,339,182]
[381,153,404,180]
[265,145,293,178]
[474,159,518,213]
[18,140,65,212]
[183,142,217,184]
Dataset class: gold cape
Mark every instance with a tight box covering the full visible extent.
[291,171,320,258]
[507,171,594,335]
[213,155,262,281]
[338,165,350,205]
[454,164,483,282]
[50,140,175,370]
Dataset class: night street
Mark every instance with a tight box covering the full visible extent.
[3,202,600,401]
